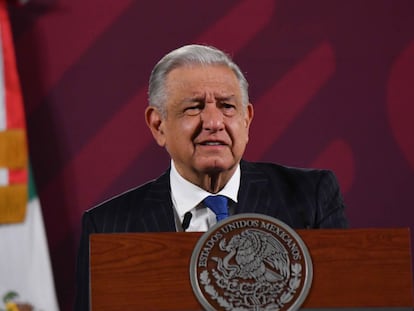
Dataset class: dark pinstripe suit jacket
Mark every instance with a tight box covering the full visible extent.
[74,160,347,310]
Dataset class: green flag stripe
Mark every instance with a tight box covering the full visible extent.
[28,163,37,201]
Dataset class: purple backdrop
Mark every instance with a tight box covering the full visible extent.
[8,1,414,310]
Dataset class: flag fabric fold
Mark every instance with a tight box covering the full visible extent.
[0,0,59,310]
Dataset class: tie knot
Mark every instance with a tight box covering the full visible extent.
[203,195,228,222]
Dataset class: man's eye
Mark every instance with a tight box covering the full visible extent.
[221,103,236,115]
[184,106,202,115]
[222,103,234,109]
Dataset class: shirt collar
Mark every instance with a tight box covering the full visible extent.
[170,160,240,218]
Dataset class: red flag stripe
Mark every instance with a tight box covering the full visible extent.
[0,0,25,129]
[8,168,27,184]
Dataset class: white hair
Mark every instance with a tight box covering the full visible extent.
[148,44,249,117]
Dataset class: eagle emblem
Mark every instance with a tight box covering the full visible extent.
[214,229,290,283]
[190,214,312,311]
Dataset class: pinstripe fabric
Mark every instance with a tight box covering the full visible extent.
[74,160,347,310]
[237,161,347,229]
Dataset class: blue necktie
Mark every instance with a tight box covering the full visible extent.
[203,195,228,222]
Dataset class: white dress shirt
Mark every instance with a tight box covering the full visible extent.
[170,160,240,232]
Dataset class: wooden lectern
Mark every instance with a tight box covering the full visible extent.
[90,229,413,310]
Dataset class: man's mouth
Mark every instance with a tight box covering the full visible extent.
[201,141,224,146]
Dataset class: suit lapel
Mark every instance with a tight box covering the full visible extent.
[139,170,177,232]
[137,161,287,231]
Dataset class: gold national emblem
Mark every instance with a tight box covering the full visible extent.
[190,214,313,311]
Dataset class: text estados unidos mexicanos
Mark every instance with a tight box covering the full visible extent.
[198,220,302,267]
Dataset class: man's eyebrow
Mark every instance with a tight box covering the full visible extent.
[216,95,236,101]
[181,96,204,103]
[181,94,236,103]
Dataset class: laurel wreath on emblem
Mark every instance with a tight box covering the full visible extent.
[199,262,302,311]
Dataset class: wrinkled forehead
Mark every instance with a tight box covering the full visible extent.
[165,65,242,94]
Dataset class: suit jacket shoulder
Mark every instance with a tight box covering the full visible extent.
[238,160,348,229]
[83,170,176,233]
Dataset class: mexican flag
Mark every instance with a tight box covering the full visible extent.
[0,1,59,310]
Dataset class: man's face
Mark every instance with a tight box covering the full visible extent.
[146,65,253,187]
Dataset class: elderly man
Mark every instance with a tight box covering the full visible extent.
[74,44,347,310]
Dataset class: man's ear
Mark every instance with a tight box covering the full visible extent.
[245,103,254,128]
[145,106,166,147]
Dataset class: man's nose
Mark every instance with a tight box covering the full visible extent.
[200,104,224,131]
